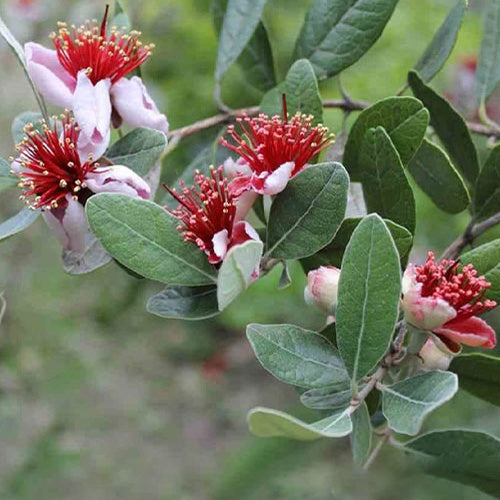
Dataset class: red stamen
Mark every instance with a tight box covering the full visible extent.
[50,8,154,85]
[164,166,237,264]
[416,252,497,321]
[220,112,334,177]
[13,111,98,211]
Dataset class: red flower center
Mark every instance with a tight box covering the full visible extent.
[14,112,97,210]
[51,6,153,85]
[165,166,236,263]
[416,252,496,321]
[220,112,334,177]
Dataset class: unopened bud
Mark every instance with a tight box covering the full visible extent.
[304,266,341,314]
[418,337,453,371]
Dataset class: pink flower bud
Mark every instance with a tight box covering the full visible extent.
[418,337,453,371]
[304,266,341,314]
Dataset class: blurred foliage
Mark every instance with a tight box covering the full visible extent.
[0,0,498,498]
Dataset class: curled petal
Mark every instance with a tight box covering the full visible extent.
[229,174,253,197]
[85,165,151,199]
[418,337,453,371]
[211,229,229,263]
[111,77,169,133]
[223,157,252,179]
[25,42,75,108]
[435,316,497,349]
[260,161,294,195]
[230,220,261,246]
[73,71,111,161]
[42,195,87,253]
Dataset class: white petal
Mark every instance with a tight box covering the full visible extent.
[262,161,294,195]
[25,42,75,108]
[223,157,252,178]
[111,77,169,133]
[85,165,151,199]
[42,196,87,253]
[212,229,229,260]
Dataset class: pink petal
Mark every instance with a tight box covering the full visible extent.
[212,229,229,261]
[111,77,169,133]
[85,165,151,199]
[230,221,261,247]
[223,157,252,178]
[435,316,497,349]
[261,161,294,195]
[229,174,253,197]
[42,195,87,253]
[24,42,75,108]
[235,190,258,220]
[73,71,111,161]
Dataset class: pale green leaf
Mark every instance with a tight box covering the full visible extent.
[11,111,43,145]
[300,386,351,409]
[0,207,39,241]
[351,402,372,467]
[0,158,18,192]
[62,232,112,275]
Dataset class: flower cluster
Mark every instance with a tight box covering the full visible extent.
[165,166,260,265]
[402,252,497,352]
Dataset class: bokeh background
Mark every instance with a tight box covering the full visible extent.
[0,0,499,498]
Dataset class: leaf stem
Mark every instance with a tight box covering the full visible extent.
[363,428,391,470]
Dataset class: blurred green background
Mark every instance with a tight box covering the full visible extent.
[0,0,499,498]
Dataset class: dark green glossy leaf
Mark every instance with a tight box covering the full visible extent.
[294,0,399,80]
[474,144,500,220]
[247,323,349,389]
[336,214,401,386]
[344,96,429,181]
[359,126,416,233]
[266,162,348,259]
[86,193,217,286]
[408,139,470,214]
[404,430,500,497]
[413,0,467,83]
[408,71,479,184]
[147,285,219,320]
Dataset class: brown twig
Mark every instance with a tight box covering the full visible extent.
[441,212,500,261]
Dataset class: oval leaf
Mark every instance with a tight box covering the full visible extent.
[217,240,263,311]
[215,0,268,83]
[106,127,167,177]
[404,430,500,498]
[344,96,429,181]
[0,207,39,241]
[147,285,219,320]
[86,193,217,286]
[300,386,352,410]
[359,126,416,233]
[266,162,349,259]
[413,0,467,83]
[474,144,500,221]
[450,353,500,407]
[247,323,349,389]
[247,407,352,440]
[408,139,470,214]
[381,370,458,435]
[336,214,401,385]
[294,0,399,80]
[351,402,372,467]
[408,71,479,184]
[260,59,323,124]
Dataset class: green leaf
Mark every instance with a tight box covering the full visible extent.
[476,0,500,105]
[86,193,217,286]
[247,407,352,440]
[301,217,413,271]
[336,214,401,386]
[147,285,219,320]
[460,239,500,302]
[294,0,399,80]
[266,162,348,259]
[247,323,349,389]
[413,0,467,83]
[450,353,500,407]
[381,370,458,435]
[213,0,275,92]
[260,59,323,124]
[277,261,292,290]
[11,111,43,144]
[351,402,372,467]
[300,386,351,410]
[408,71,479,184]
[105,127,167,177]
[0,207,39,241]
[344,97,429,181]
[359,126,416,233]
[404,430,500,497]
[217,240,263,311]
[62,233,112,275]
[215,0,268,83]
[408,139,470,214]
[0,158,18,192]
[474,144,500,220]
